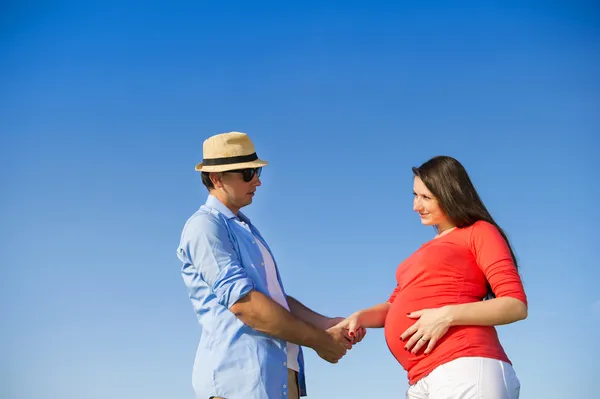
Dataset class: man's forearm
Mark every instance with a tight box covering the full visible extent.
[286,295,332,329]
[230,290,329,348]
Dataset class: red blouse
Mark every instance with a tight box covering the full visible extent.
[384,221,527,385]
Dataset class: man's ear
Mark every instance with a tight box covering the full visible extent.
[210,172,224,189]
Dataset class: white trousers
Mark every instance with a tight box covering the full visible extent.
[406,357,521,399]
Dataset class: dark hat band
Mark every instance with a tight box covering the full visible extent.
[202,152,259,166]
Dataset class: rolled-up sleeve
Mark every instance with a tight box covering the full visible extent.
[469,221,528,306]
[180,214,255,309]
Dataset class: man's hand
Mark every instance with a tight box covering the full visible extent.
[314,325,352,363]
[327,324,353,349]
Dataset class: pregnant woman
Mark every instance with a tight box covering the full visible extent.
[342,156,527,398]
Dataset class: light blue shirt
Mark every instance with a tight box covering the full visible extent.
[177,195,307,398]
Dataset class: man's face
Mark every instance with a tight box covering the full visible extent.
[212,168,262,210]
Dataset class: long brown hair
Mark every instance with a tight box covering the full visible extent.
[412,156,519,298]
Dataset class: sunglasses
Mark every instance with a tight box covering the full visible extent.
[224,167,262,182]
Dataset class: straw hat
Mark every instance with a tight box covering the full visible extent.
[195,132,268,172]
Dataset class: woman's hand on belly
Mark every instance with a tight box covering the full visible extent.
[400,306,453,355]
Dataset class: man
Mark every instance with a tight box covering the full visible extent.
[177,132,362,399]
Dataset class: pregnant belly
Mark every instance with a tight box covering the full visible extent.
[384,291,464,372]
[384,298,423,371]
[384,292,507,379]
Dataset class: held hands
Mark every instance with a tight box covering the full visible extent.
[314,324,351,363]
[400,306,454,355]
[315,316,367,364]
[329,314,367,345]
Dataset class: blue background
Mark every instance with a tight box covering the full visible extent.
[2,1,598,398]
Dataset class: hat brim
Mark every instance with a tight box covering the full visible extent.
[195,159,268,172]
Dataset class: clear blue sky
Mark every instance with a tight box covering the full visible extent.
[2,1,599,398]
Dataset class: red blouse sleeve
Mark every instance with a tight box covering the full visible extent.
[469,221,528,305]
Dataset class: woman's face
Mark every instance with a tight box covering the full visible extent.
[412,176,452,229]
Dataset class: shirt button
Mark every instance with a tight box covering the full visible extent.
[283,393,287,396]
[283,384,287,389]
[283,362,287,366]
[252,240,256,244]
[261,262,265,266]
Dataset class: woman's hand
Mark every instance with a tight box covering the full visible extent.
[400,306,454,355]
[330,314,367,345]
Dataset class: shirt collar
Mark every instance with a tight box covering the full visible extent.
[205,194,252,224]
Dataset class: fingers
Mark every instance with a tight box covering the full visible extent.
[400,308,447,355]
[331,346,346,358]
[348,330,357,344]
[403,330,442,354]
[410,336,429,355]
[318,330,351,363]
[347,316,359,336]
[334,343,348,360]
[331,331,351,352]
[403,331,422,352]
[337,315,363,345]
[424,336,438,355]
[319,344,346,363]
[400,324,417,341]
[339,332,353,349]
[343,339,352,349]
[355,327,366,343]
[406,309,425,319]
[340,328,352,341]
[343,326,366,346]
[330,327,353,349]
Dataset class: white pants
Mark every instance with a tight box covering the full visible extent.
[406,357,521,399]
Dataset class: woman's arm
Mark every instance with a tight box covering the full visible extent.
[462,220,528,325]
[336,302,391,335]
[446,296,527,327]
[353,302,392,328]
[401,296,527,355]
